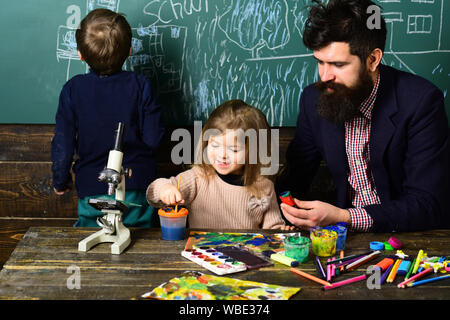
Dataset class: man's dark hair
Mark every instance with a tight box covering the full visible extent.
[303,0,387,62]
[76,9,132,75]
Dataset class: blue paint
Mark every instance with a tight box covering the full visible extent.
[203,240,233,246]
[324,225,347,251]
[245,235,270,246]
[161,226,185,240]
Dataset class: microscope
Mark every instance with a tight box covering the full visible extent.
[78,122,132,255]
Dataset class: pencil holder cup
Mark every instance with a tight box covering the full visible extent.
[323,224,347,251]
[283,236,310,263]
[310,227,338,257]
[158,206,188,241]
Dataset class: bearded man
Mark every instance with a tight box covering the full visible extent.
[276,0,449,232]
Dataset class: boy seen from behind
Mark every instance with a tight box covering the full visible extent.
[51,9,164,227]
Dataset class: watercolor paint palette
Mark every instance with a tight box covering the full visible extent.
[181,246,248,275]
[185,231,290,254]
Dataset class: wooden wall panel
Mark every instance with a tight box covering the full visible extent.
[0,124,54,161]
[0,162,77,217]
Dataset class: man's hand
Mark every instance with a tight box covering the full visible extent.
[280,198,350,229]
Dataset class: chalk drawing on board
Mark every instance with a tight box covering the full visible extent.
[217,0,290,59]
[142,0,209,25]
[87,0,120,12]
[56,26,78,60]
[56,26,84,80]
[380,0,450,74]
[52,0,449,126]
[128,24,187,93]
[407,15,433,34]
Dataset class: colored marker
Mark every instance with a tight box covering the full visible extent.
[270,253,299,267]
[322,274,367,291]
[379,264,393,285]
[262,250,299,267]
[412,250,424,275]
[397,259,412,276]
[407,275,450,288]
[279,191,296,207]
[374,257,395,272]
[397,267,433,288]
[290,267,332,287]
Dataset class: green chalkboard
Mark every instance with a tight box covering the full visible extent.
[1,0,449,126]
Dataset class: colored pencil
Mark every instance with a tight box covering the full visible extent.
[314,256,326,279]
[290,267,332,287]
[387,259,402,283]
[405,257,416,280]
[340,250,345,272]
[379,264,393,285]
[322,274,367,291]
[331,257,336,278]
[327,258,332,281]
[397,267,433,288]
[334,256,365,268]
[407,275,450,287]
[345,251,381,272]
[325,251,373,265]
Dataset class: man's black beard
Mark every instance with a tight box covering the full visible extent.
[314,68,374,125]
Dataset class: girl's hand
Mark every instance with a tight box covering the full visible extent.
[159,183,184,206]
[280,225,297,231]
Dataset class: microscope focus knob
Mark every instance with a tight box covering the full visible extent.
[124,168,132,178]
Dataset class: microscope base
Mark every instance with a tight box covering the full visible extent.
[78,211,131,255]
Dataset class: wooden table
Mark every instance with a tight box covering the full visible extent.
[0,227,449,300]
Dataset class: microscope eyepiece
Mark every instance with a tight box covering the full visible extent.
[113,122,125,151]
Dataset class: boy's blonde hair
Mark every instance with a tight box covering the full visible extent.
[195,100,274,198]
[76,9,131,75]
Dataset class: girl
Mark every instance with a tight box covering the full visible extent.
[147,100,292,230]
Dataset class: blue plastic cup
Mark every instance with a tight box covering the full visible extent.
[324,224,347,251]
[158,206,188,240]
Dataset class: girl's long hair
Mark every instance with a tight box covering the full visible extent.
[194,100,274,198]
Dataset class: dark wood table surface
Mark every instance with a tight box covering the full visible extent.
[0,226,449,300]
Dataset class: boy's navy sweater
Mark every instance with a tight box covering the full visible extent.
[51,70,165,199]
